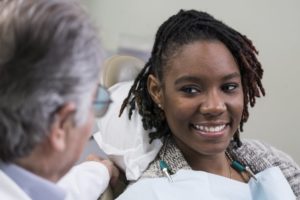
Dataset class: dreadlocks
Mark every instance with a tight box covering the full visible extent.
[119,9,265,147]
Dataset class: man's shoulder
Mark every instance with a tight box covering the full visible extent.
[0,169,31,200]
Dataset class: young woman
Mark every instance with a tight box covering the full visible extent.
[116,9,300,199]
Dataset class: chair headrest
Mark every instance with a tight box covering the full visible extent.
[100,55,144,88]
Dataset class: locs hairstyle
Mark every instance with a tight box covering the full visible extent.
[120,10,265,147]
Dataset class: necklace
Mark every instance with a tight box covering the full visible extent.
[225,151,257,181]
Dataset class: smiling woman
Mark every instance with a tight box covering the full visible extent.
[115,9,300,199]
[147,40,244,167]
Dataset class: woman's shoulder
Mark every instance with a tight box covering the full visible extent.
[230,139,300,197]
[139,137,191,179]
[230,139,298,169]
[236,139,297,163]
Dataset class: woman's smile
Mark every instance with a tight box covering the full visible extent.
[190,122,229,138]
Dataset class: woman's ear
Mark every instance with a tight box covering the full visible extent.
[48,102,76,152]
[147,74,163,107]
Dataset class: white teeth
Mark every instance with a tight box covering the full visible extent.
[194,124,226,132]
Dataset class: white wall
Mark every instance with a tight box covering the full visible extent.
[84,0,300,164]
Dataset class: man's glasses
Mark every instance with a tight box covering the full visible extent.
[93,85,112,118]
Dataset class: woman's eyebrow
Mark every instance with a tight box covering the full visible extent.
[174,76,202,85]
[222,72,241,81]
[174,72,241,85]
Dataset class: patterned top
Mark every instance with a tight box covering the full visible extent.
[141,137,300,199]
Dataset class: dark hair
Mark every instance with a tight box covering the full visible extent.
[120,10,265,147]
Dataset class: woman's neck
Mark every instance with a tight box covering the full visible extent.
[185,149,229,177]
[172,137,230,178]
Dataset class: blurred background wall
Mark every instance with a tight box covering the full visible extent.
[83,0,300,164]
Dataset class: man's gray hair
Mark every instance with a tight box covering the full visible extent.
[0,0,103,162]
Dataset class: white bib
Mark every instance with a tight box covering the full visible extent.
[117,167,296,200]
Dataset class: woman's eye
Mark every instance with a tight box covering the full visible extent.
[222,83,238,92]
[181,86,199,94]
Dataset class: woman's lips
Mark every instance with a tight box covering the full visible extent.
[191,123,228,138]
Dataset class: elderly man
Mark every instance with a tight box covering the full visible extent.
[0,0,118,199]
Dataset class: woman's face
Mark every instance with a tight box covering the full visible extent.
[149,40,244,158]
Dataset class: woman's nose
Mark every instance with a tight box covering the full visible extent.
[199,91,226,116]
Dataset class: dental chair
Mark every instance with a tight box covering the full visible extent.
[100,55,144,88]
[97,55,145,200]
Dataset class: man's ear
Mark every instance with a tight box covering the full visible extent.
[147,74,163,108]
[48,103,76,152]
